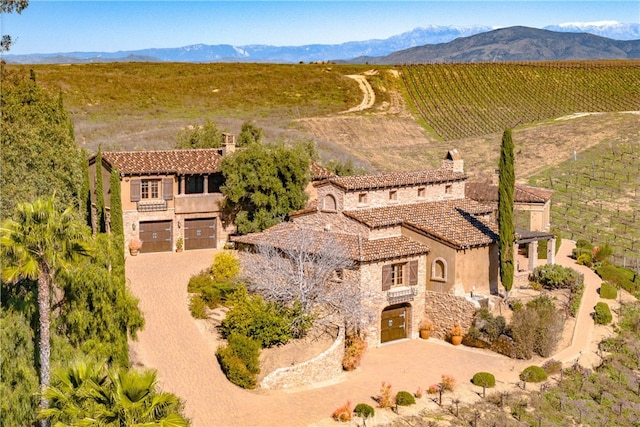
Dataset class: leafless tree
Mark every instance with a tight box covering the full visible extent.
[240,231,373,332]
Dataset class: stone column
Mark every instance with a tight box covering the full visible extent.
[547,238,556,265]
[204,175,209,194]
[513,243,519,271]
[528,241,538,271]
[180,176,185,194]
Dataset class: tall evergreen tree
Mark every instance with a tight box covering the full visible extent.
[109,168,125,265]
[498,129,516,298]
[80,149,93,228]
[94,150,106,233]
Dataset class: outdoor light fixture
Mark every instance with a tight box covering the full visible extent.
[132,223,136,230]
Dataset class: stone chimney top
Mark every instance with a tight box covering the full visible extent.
[441,149,464,173]
[222,133,236,156]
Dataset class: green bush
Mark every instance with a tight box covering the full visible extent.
[211,251,240,282]
[187,272,238,308]
[577,253,593,267]
[568,281,585,317]
[395,391,416,406]
[189,295,207,319]
[216,346,257,389]
[599,282,618,299]
[594,302,612,325]
[471,372,496,388]
[473,308,506,343]
[519,366,547,383]
[227,333,260,375]
[527,295,564,357]
[597,263,638,295]
[221,287,294,348]
[353,403,375,418]
[529,264,583,290]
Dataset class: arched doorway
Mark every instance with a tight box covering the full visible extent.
[381,303,411,343]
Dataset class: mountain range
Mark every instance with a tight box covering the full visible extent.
[4,22,640,64]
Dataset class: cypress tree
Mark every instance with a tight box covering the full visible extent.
[95,149,106,233]
[498,129,515,298]
[80,150,92,228]
[109,168,125,269]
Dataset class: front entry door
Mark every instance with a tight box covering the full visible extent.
[381,305,409,343]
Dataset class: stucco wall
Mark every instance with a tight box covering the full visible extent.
[260,325,345,390]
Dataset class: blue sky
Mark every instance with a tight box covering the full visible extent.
[2,1,638,54]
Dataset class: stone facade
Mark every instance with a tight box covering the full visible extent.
[423,291,477,340]
[260,326,345,390]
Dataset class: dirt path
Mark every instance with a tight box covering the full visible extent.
[126,242,619,426]
[341,74,375,113]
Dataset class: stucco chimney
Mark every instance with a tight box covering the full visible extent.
[222,133,236,156]
[441,149,464,173]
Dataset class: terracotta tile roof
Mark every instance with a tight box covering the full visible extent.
[310,162,335,181]
[231,222,429,262]
[344,199,498,249]
[101,149,223,175]
[466,181,553,204]
[318,168,466,191]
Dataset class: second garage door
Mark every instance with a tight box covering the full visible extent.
[184,218,216,250]
[139,220,172,253]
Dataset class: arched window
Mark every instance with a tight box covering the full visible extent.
[323,194,337,212]
[431,258,447,282]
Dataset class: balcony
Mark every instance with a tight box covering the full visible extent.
[387,286,418,304]
[137,200,168,212]
[174,193,224,214]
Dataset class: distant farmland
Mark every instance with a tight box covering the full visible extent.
[401,61,640,141]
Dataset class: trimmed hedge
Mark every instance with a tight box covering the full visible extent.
[596,263,639,295]
[594,302,613,325]
[529,264,583,290]
[471,372,496,388]
[599,282,618,299]
[216,346,257,389]
[519,365,548,383]
[395,391,416,406]
[353,403,375,418]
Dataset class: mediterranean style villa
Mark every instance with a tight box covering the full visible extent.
[89,142,555,347]
[233,150,556,346]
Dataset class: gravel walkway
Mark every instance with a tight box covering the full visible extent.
[126,242,604,426]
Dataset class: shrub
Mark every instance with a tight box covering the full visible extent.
[331,401,352,422]
[216,346,257,389]
[519,365,548,383]
[353,403,374,419]
[427,384,440,394]
[188,272,238,308]
[509,308,538,359]
[568,281,585,317]
[342,334,367,371]
[221,286,293,347]
[597,263,638,295]
[473,308,506,343]
[577,253,593,267]
[395,391,416,406]
[227,333,260,375]
[471,372,496,388]
[594,302,612,325]
[529,264,583,290]
[211,251,240,282]
[527,295,564,357]
[377,382,394,408]
[592,244,613,263]
[600,282,618,299]
[189,295,207,319]
[440,375,456,392]
[542,359,562,375]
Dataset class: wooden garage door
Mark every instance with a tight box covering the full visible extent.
[184,218,216,250]
[381,304,409,343]
[139,221,172,253]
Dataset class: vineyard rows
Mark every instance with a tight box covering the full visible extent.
[401,61,640,141]
[528,141,640,267]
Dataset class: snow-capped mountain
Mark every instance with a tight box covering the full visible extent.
[544,21,640,41]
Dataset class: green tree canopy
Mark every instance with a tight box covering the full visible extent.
[237,122,263,147]
[221,142,312,234]
[0,69,83,220]
[175,120,223,149]
[498,129,515,298]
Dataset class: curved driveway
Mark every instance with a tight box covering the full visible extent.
[127,242,602,426]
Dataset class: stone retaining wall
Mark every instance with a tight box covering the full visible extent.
[424,291,476,339]
[260,325,345,390]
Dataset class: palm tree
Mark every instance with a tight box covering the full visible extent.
[1,196,91,422]
[40,359,189,427]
